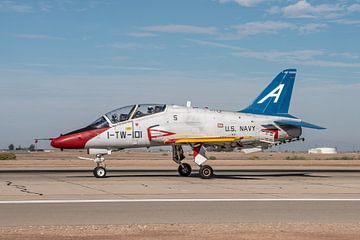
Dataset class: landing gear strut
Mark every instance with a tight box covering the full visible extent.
[173,145,192,177]
[193,144,214,179]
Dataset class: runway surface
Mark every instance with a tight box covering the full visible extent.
[1,201,360,226]
[1,168,360,226]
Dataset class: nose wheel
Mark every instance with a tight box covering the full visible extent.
[93,166,107,178]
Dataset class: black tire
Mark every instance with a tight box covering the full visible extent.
[93,167,107,178]
[199,165,214,179]
[178,163,192,177]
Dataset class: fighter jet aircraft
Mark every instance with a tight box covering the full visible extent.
[50,69,325,179]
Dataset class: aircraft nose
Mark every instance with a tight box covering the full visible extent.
[50,134,87,149]
[50,128,109,149]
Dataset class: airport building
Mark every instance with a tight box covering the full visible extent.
[308,147,337,154]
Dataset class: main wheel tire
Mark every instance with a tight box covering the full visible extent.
[93,166,107,178]
[199,165,214,179]
[178,163,192,177]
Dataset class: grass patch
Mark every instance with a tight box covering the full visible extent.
[284,155,306,160]
[326,156,357,160]
[248,156,260,160]
[208,156,217,160]
[0,152,16,160]
[161,153,168,156]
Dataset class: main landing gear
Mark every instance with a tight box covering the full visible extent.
[193,143,214,179]
[199,165,213,179]
[172,144,214,179]
[178,163,192,177]
[173,145,192,176]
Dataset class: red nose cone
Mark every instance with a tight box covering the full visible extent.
[51,128,108,149]
[50,134,86,149]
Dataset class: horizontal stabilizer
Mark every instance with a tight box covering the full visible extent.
[275,120,325,130]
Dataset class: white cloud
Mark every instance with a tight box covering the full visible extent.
[237,49,360,68]
[110,43,145,50]
[191,39,360,68]
[188,39,245,51]
[143,24,217,34]
[279,0,343,19]
[231,21,295,37]
[283,0,314,18]
[220,21,323,39]
[218,0,263,7]
[298,23,327,34]
[234,49,323,62]
[127,32,157,37]
[0,1,33,13]
[85,65,161,71]
[235,49,360,68]
[110,43,163,50]
[329,52,358,60]
[348,3,360,12]
[38,2,53,12]
[15,34,65,40]
[266,6,280,14]
[332,19,360,25]
[135,20,325,40]
[301,60,360,68]
[270,1,360,21]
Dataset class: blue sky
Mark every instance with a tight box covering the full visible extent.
[1,0,359,151]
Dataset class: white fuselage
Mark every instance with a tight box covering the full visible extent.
[85,105,301,150]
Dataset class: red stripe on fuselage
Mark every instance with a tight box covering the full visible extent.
[51,128,108,149]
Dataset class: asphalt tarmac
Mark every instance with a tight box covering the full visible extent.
[1,201,360,226]
[1,168,360,226]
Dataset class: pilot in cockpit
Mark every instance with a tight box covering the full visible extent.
[147,106,154,114]
[119,114,128,121]
[154,105,162,113]
[111,114,118,123]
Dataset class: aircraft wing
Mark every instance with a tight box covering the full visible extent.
[164,136,255,145]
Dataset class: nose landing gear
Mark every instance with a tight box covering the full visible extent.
[78,154,107,178]
[93,154,107,178]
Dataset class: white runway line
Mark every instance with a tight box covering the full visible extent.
[1,198,360,204]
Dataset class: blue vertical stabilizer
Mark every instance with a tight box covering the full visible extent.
[240,69,296,117]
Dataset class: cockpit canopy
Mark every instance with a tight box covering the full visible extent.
[105,105,136,124]
[88,104,166,129]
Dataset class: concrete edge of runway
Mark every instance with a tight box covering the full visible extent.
[1,198,360,204]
